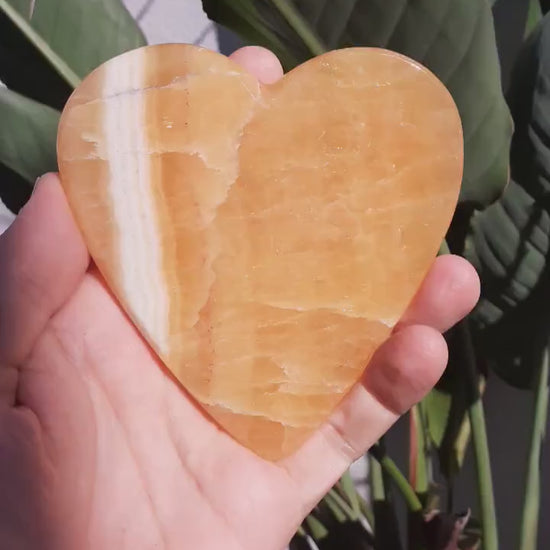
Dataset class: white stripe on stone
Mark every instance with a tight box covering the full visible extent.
[103,50,169,355]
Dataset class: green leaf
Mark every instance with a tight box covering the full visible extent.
[0,0,146,201]
[0,0,146,105]
[526,0,543,38]
[421,382,472,481]
[468,15,550,387]
[202,0,300,68]
[203,0,512,208]
[0,9,71,109]
[0,163,32,212]
[0,87,59,183]
[491,0,533,91]
[0,0,78,87]
[421,389,452,450]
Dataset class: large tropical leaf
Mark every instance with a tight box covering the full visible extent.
[0,8,71,109]
[0,88,59,181]
[491,0,539,91]
[0,0,146,205]
[468,14,550,388]
[0,0,146,101]
[0,90,56,209]
[0,86,59,210]
[0,163,33,213]
[204,0,512,208]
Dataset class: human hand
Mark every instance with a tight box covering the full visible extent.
[0,47,479,550]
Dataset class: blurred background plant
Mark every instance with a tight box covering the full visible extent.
[1,1,549,549]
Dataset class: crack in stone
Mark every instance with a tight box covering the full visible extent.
[253,300,397,327]
[187,78,261,328]
[204,401,321,429]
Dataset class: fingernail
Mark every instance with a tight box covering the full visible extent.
[31,173,50,196]
[31,176,43,196]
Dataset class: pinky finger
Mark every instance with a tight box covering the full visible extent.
[281,324,447,511]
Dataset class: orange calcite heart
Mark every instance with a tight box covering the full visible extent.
[57,44,463,460]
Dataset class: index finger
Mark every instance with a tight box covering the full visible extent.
[0,174,90,369]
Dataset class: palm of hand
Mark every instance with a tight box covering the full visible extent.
[0,48,479,550]
[12,269,302,550]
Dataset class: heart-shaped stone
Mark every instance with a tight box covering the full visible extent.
[57,44,462,460]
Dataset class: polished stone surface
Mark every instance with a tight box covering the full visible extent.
[57,44,462,460]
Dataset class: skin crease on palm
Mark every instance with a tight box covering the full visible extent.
[0,47,480,550]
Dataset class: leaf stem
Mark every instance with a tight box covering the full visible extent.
[370,452,385,509]
[458,321,499,550]
[410,405,429,495]
[409,405,429,550]
[338,470,361,518]
[268,0,326,56]
[357,493,375,531]
[304,514,328,540]
[370,445,423,513]
[0,0,80,88]
[336,473,375,529]
[519,344,549,550]
[326,488,356,520]
[441,237,498,548]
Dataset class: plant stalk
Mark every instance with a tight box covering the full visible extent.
[339,470,361,518]
[370,452,385,510]
[357,493,375,530]
[268,0,326,56]
[440,238,498,548]
[409,405,429,550]
[518,345,549,550]
[458,321,498,550]
[326,488,356,521]
[322,492,347,523]
[410,405,429,496]
[336,471,375,529]
[304,514,329,540]
[370,449,404,550]
[370,445,423,513]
